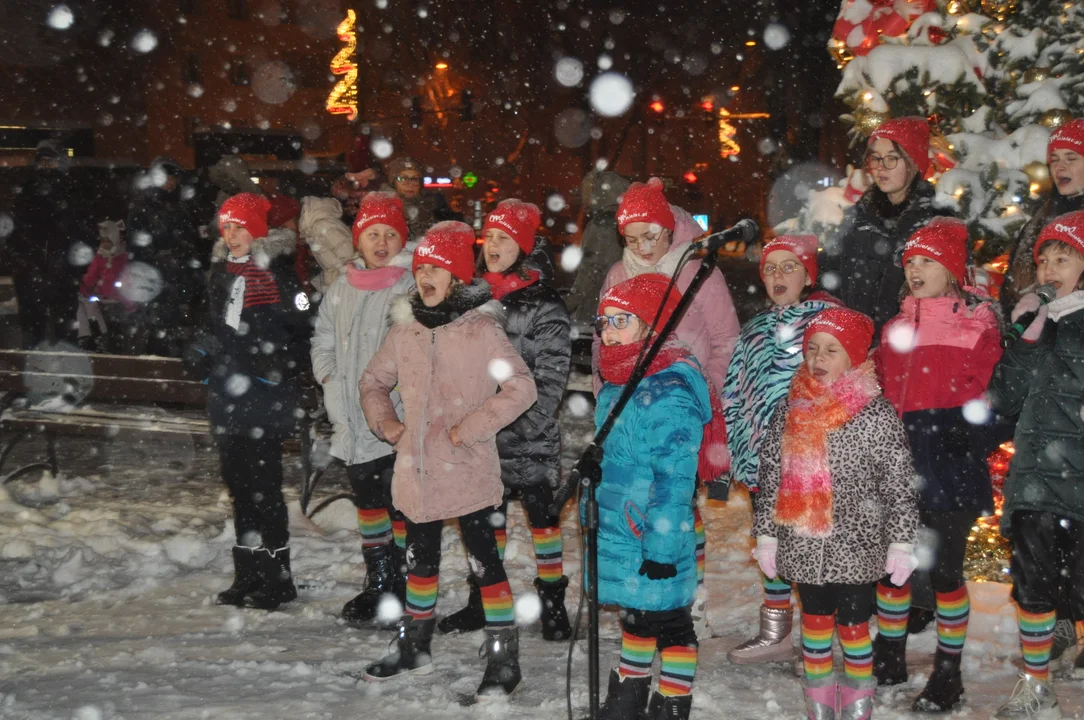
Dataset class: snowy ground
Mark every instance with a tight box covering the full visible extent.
[2,403,1084,719]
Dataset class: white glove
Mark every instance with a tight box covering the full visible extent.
[884,543,917,586]
[752,536,779,580]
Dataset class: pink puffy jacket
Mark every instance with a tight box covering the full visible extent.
[591,205,741,395]
[360,295,538,523]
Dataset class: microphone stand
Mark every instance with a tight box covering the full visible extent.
[572,232,736,719]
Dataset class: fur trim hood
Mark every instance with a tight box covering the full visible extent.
[390,280,505,329]
[211,227,297,265]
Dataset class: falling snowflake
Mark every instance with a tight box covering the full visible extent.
[488,359,513,383]
[554,57,584,87]
[546,194,566,213]
[47,5,75,30]
[763,23,791,50]
[589,72,634,117]
[371,138,394,160]
[560,245,583,273]
[130,29,158,53]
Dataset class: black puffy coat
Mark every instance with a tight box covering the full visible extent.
[821,180,946,333]
[189,230,313,440]
[492,253,572,490]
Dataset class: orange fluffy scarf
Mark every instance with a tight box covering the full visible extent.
[774,361,880,538]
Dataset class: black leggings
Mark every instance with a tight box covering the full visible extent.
[406,505,508,587]
[797,583,875,626]
[621,607,698,648]
[500,483,562,529]
[347,454,404,521]
[1010,510,1084,618]
[918,510,974,593]
[218,435,287,549]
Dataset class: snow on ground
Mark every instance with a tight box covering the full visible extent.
[2,408,1084,719]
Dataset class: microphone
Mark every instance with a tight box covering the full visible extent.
[691,218,760,254]
[1002,283,1056,347]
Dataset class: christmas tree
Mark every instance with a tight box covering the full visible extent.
[785,0,1084,266]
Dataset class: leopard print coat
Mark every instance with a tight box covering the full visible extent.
[752,395,919,585]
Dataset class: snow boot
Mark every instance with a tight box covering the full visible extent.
[804,673,838,720]
[535,576,572,641]
[342,542,400,627]
[647,691,693,720]
[993,672,1061,719]
[216,545,261,606]
[1051,619,1075,662]
[872,633,908,686]
[912,649,964,712]
[475,626,522,699]
[727,605,796,664]
[242,546,297,611]
[838,675,876,720]
[437,576,485,635]
[598,669,651,720]
[907,607,935,635]
[364,615,436,681]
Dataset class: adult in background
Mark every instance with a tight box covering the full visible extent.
[821,117,945,334]
[564,170,631,326]
[382,157,455,240]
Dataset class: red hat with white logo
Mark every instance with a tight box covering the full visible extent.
[482,199,542,256]
[616,177,675,235]
[1047,119,1084,161]
[597,273,682,332]
[218,193,272,240]
[869,117,931,177]
[267,193,301,229]
[803,307,875,367]
[760,234,820,285]
[413,221,477,284]
[902,216,970,286]
[353,191,409,247]
[1034,210,1084,262]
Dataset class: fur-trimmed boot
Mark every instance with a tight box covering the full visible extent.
[216,545,261,606]
[242,546,297,611]
[872,633,908,686]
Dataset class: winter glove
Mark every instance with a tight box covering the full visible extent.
[752,535,778,579]
[638,559,678,580]
[1011,293,1050,343]
[884,543,917,586]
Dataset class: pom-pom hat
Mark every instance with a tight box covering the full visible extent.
[616,177,675,235]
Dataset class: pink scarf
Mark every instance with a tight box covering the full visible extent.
[346,264,407,291]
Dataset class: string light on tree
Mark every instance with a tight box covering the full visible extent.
[717,108,740,158]
[326,10,359,121]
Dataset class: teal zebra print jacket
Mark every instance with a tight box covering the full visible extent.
[722,295,836,491]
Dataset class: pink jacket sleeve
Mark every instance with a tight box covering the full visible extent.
[456,319,539,447]
[80,256,105,298]
[693,266,741,391]
[359,327,403,439]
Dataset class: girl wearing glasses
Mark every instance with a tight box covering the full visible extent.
[437,200,574,642]
[722,234,838,666]
[592,273,725,720]
[821,117,947,333]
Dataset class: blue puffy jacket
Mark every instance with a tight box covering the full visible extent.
[589,359,711,611]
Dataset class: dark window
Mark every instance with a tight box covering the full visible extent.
[287,54,327,88]
[185,55,202,84]
[229,61,249,86]
[180,0,199,14]
[227,0,248,20]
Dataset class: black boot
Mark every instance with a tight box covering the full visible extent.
[535,576,572,641]
[912,649,964,712]
[364,615,436,681]
[216,546,261,606]
[242,546,298,611]
[437,576,485,635]
[475,626,522,699]
[908,607,936,634]
[872,633,909,686]
[647,691,693,720]
[598,669,651,720]
[342,542,399,626]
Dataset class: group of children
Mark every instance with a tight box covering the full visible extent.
[183,116,1084,719]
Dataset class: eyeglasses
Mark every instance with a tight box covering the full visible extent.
[761,261,803,276]
[396,175,422,184]
[624,232,664,249]
[866,153,902,170]
[594,313,636,333]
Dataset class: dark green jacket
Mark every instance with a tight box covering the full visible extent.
[989,293,1084,538]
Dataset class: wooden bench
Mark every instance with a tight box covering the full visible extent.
[0,350,315,487]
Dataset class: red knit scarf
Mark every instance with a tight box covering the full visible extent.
[775,361,880,538]
[483,270,540,300]
[599,337,730,482]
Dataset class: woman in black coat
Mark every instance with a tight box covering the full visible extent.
[437,199,573,641]
[185,193,312,611]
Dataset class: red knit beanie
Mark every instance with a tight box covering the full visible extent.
[482,199,542,256]
[1034,210,1084,261]
[902,217,970,286]
[598,273,682,333]
[616,177,675,234]
[760,234,819,285]
[803,307,874,368]
[218,193,271,240]
[869,117,931,177]
[1047,119,1084,161]
[267,193,301,229]
[413,221,477,284]
[353,191,409,247]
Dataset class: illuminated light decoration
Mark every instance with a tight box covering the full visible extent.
[683,171,698,183]
[435,62,449,70]
[462,172,478,188]
[424,176,454,188]
[700,99,714,112]
[745,40,757,46]
[730,85,740,92]
[649,100,665,113]
[717,108,740,158]
[326,10,359,121]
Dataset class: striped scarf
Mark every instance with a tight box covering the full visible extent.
[775,361,879,538]
[226,255,281,309]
